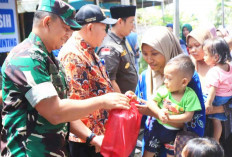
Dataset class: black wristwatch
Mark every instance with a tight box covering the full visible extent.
[86,132,96,145]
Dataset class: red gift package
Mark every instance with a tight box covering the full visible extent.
[100,92,142,157]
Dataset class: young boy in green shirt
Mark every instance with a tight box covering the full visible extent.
[138,54,202,157]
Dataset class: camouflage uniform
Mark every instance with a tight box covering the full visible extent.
[1,32,69,157]
[1,0,81,156]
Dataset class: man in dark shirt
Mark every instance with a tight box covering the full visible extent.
[97,5,138,94]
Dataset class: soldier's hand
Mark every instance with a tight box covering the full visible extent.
[100,93,130,110]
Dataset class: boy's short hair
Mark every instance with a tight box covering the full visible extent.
[166,54,195,80]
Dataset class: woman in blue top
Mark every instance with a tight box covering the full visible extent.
[135,26,206,156]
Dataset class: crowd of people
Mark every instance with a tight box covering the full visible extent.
[1,0,231,157]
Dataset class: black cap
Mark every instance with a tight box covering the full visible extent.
[110,5,136,19]
[75,4,117,25]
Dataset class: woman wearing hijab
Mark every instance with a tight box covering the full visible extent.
[187,26,228,140]
[166,23,188,55]
[187,26,212,92]
[135,26,205,157]
[182,24,192,44]
[187,26,225,106]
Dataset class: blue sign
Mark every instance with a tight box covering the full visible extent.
[0,38,17,48]
[0,9,15,33]
[0,0,8,3]
[0,0,19,53]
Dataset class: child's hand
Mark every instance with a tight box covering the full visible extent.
[205,102,213,114]
[158,108,169,123]
[135,99,150,115]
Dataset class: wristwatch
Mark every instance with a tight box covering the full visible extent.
[86,132,96,145]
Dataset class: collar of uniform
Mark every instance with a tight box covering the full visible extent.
[28,32,49,54]
[108,30,125,45]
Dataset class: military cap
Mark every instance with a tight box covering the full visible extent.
[75,4,117,25]
[38,0,82,29]
[110,5,136,19]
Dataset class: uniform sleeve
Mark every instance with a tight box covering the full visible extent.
[18,51,58,107]
[98,47,120,80]
[184,88,202,112]
[60,53,89,100]
[206,67,220,88]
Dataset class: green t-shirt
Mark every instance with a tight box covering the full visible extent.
[1,32,69,156]
[153,85,201,129]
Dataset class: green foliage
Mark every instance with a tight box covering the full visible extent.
[213,0,232,27]
[136,4,199,74]
[139,55,147,74]
[137,6,165,26]
[136,0,232,74]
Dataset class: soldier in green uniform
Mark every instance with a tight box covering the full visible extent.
[1,0,130,156]
[97,5,138,94]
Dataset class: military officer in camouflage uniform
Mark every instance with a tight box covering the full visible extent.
[1,0,130,156]
[97,5,138,94]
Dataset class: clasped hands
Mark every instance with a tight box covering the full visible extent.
[158,108,169,124]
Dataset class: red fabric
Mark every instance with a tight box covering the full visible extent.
[100,94,142,157]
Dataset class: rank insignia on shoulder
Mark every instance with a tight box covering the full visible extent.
[121,50,127,56]
[101,48,110,55]
[125,62,130,69]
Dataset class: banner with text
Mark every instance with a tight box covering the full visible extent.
[0,0,19,53]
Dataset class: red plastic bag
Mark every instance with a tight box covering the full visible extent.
[100,92,142,157]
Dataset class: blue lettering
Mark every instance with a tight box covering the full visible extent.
[0,14,11,28]
[0,9,14,33]
[0,38,17,48]
[0,0,8,3]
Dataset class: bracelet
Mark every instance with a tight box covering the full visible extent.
[86,132,96,145]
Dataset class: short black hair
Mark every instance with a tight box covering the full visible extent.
[203,37,232,64]
[183,138,224,157]
[33,11,58,27]
[111,17,127,27]
[166,54,195,81]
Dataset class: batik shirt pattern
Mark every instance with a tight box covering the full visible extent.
[59,32,113,143]
[1,32,69,157]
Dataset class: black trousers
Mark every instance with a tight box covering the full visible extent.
[69,141,103,157]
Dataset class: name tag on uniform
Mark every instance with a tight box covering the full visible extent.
[101,48,110,55]
[125,62,130,69]
[121,50,127,57]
